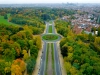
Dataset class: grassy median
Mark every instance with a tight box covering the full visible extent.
[42,34,58,41]
[51,43,55,75]
[45,43,49,75]
[49,25,52,33]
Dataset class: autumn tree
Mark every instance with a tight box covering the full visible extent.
[11,59,26,75]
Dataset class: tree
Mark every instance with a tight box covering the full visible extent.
[70,67,78,75]
[3,48,16,61]
[94,37,100,52]
[11,59,26,75]
[86,66,93,75]
[4,14,8,19]
[30,45,38,58]
[41,14,51,20]
[22,50,29,61]
[0,60,5,75]
[66,53,73,62]
[11,65,22,75]
[64,62,72,74]
[97,27,100,36]
[26,58,36,75]
[35,35,41,49]
[4,62,11,74]
[88,33,93,42]
[61,44,68,57]
[17,39,27,50]
[13,42,21,56]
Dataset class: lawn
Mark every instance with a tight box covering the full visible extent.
[42,34,58,41]
[0,14,18,25]
[45,43,49,75]
[48,25,52,33]
[49,21,52,24]
[51,43,55,75]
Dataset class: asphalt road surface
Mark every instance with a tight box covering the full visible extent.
[39,42,47,75]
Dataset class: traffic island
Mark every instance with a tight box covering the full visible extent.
[42,34,61,42]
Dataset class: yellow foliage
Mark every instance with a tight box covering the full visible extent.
[24,53,29,60]
[4,62,11,73]
[64,62,72,73]
[68,46,73,53]
[94,37,100,51]
[22,50,29,61]
[35,35,41,49]
[22,50,27,54]
[68,53,73,60]
[11,65,22,75]
[64,57,67,62]
[11,59,26,75]
[70,67,78,75]
[23,25,33,34]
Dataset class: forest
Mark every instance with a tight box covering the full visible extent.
[0,8,44,75]
[55,19,100,75]
[0,24,42,75]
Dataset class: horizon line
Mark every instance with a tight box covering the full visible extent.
[0,3,100,4]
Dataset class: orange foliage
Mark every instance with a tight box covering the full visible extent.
[11,59,26,75]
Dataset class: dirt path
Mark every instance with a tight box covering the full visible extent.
[47,43,53,75]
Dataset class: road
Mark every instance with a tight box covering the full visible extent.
[39,41,47,75]
[54,42,61,75]
[39,21,61,75]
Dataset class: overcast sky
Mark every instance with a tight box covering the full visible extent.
[0,0,100,4]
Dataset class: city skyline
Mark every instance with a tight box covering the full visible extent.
[0,0,100,4]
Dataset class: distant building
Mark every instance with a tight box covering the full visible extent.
[73,25,83,34]
[95,31,98,35]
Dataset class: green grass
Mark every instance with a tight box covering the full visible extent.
[42,34,58,41]
[0,14,18,26]
[49,21,52,24]
[49,25,52,33]
[7,13,11,18]
[45,43,49,75]
[45,43,55,75]
[51,43,55,75]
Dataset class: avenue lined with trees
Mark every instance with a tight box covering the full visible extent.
[0,6,100,75]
